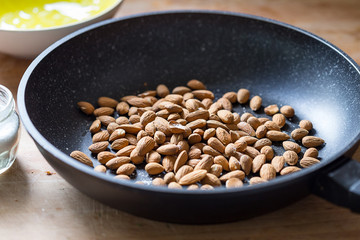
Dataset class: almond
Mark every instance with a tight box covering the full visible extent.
[116,163,136,175]
[225,178,243,188]
[202,145,221,156]
[229,156,241,171]
[107,122,121,135]
[98,96,118,108]
[93,107,114,117]
[174,150,188,173]
[283,150,298,165]
[97,116,115,126]
[70,150,93,167]
[249,96,262,111]
[247,117,261,130]
[210,164,223,177]
[118,124,142,134]
[145,162,165,175]
[215,127,231,145]
[116,102,130,115]
[260,146,274,161]
[280,105,295,118]
[77,101,95,115]
[207,137,225,153]
[299,120,313,131]
[280,166,301,175]
[192,90,214,100]
[111,138,129,151]
[200,184,214,190]
[217,98,232,111]
[249,177,267,185]
[271,156,285,172]
[237,122,255,136]
[92,130,110,143]
[264,104,279,116]
[260,163,276,180]
[219,170,245,182]
[126,97,152,108]
[304,147,318,158]
[240,154,252,175]
[266,130,290,141]
[94,165,106,173]
[88,141,108,153]
[291,128,309,140]
[201,173,221,187]
[109,129,126,142]
[172,86,192,95]
[116,145,136,157]
[152,178,166,186]
[154,117,172,136]
[194,155,214,172]
[156,84,170,97]
[207,120,229,131]
[164,94,184,105]
[225,143,237,157]
[202,98,213,109]
[264,121,281,131]
[272,113,286,128]
[97,151,116,164]
[244,146,260,159]
[116,116,130,125]
[129,148,144,165]
[237,88,250,104]
[136,136,155,155]
[234,139,247,152]
[253,138,272,150]
[186,119,207,130]
[114,175,130,180]
[106,156,131,169]
[252,154,266,173]
[300,157,320,168]
[223,92,237,103]
[187,184,199,190]
[140,110,156,127]
[89,119,101,134]
[216,109,234,123]
[187,79,206,90]
[168,121,187,134]
[156,144,179,155]
[240,112,253,122]
[168,182,183,189]
[164,172,176,184]
[302,136,325,148]
[178,170,207,185]
[239,136,258,145]
[162,155,177,172]
[187,159,201,168]
[175,165,194,182]
[214,155,230,171]
[282,141,301,153]
[146,150,162,163]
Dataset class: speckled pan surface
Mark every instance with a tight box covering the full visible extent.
[18,11,360,223]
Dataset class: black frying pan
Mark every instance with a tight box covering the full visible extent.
[18,11,360,224]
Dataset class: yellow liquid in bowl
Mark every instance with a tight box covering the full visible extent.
[0,0,118,30]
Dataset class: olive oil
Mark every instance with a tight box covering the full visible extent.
[0,0,118,30]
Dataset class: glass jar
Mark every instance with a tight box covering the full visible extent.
[0,85,20,174]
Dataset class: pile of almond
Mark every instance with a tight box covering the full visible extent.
[70,80,325,190]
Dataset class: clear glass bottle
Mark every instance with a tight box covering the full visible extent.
[0,85,20,174]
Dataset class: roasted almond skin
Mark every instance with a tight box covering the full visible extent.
[302,136,325,148]
[70,151,93,167]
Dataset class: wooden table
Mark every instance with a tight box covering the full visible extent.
[1,0,360,239]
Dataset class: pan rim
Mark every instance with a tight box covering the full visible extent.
[18,10,360,195]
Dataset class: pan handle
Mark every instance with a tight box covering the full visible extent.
[312,157,360,212]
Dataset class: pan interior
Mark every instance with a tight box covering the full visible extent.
[24,12,360,183]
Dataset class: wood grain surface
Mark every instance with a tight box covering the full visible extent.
[0,0,360,239]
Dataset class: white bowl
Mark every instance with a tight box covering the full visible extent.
[0,0,123,59]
